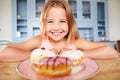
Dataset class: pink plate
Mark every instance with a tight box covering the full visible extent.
[16,58,99,80]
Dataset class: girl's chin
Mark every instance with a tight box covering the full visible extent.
[49,36,64,41]
[50,38,63,41]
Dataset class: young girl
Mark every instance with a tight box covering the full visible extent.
[0,0,118,62]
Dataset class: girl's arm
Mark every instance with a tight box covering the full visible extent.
[0,35,41,62]
[76,38,118,59]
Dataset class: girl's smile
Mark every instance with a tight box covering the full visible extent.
[45,7,69,41]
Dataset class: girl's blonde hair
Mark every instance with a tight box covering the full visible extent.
[40,0,80,44]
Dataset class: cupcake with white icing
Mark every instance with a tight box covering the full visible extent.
[30,49,56,64]
[61,50,84,66]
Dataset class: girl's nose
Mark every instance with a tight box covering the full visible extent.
[53,22,60,30]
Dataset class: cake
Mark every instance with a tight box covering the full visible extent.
[32,56,73,78]
[30,49,84,78]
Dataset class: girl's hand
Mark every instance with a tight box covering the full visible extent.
[49,48,58,55]
[49,48,72,55]
[60,48,72,54]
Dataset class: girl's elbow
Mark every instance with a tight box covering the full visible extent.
[107,46,119,59]
[112,50,119,59]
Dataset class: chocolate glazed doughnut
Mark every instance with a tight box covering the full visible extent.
[32,56,73,78]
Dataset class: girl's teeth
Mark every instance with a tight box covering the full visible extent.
[53,32,60,34]
[52,32,62,35]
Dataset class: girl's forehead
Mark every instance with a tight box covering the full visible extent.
[46,7,67,19]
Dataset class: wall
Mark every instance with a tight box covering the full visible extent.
[108,0,120,41]
[0,0,12,41]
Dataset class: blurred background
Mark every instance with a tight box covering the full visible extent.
[0,0,120,50]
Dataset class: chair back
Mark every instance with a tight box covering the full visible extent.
[115,40,120,52]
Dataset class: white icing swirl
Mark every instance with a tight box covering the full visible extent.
[61,50,84,60]
[30,49,56,64]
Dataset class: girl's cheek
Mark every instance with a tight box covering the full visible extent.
[46,25,52,30]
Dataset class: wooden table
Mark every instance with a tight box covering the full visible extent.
[0,53,120,80]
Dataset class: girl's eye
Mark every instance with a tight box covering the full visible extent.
[60,20,67,23]
[47,21,53,23]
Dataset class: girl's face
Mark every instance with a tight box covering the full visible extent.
[45,7,69,41]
